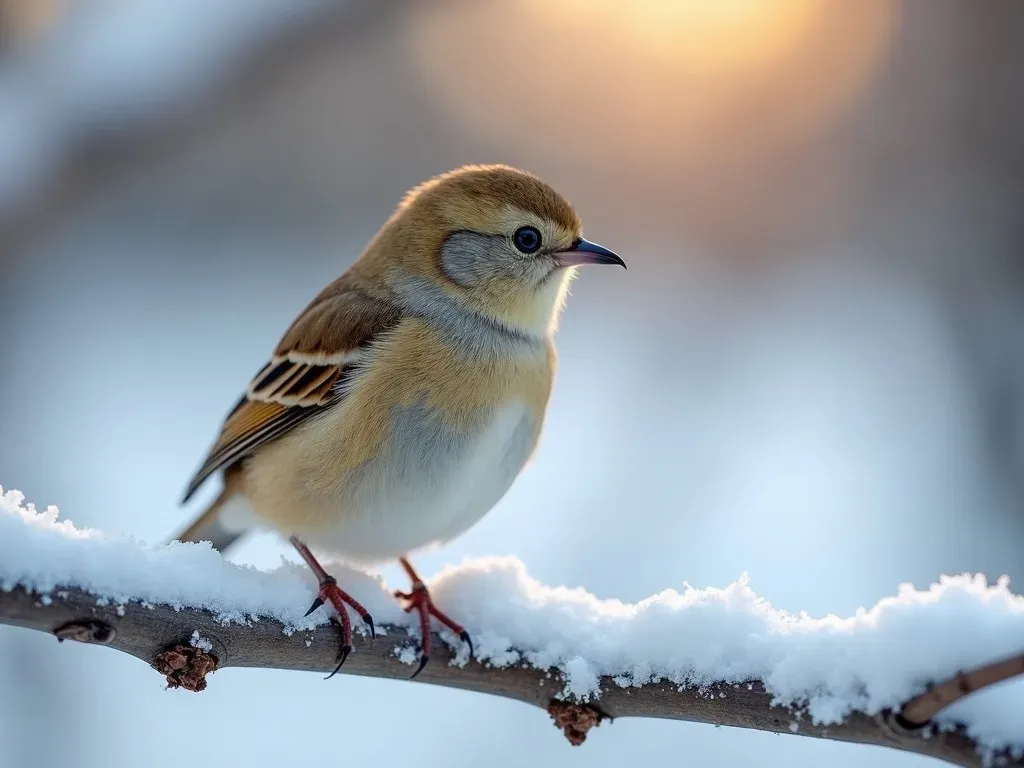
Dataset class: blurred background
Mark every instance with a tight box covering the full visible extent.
[2,1,1023,766]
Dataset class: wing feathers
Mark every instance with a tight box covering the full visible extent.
[250,360,291,391]
[248,361,343,406]
[288,365,337,398]
[274,290,400,359]
[182,282,400,504]
[182,401,319,503]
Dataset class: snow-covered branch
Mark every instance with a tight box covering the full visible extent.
[1,488,1022,767]
[0,583,1014,767]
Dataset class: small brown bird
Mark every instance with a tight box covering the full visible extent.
[176,165,625,676]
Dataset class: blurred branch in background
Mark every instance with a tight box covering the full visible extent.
[2,585,1021,768]
[0,0,405,254]
[0,0,64,47]
[3,4,1024,768]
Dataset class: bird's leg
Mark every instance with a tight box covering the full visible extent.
[394,557,473,678]
[290,536,375,679]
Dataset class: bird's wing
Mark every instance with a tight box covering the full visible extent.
[181,283,401,502]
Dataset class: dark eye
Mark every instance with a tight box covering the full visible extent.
[513,226,542,254]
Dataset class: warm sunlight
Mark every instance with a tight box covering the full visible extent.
[6,3,1024,768]
[405,0,897,181]
[541,0,823,76]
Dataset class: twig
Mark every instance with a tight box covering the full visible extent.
[898,653,1024,727]
[0,585,1018,767]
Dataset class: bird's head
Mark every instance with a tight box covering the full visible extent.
[369,165,624,338]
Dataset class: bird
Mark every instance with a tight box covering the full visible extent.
[174,164,625,678]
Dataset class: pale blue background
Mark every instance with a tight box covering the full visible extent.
[2,2,1023,766]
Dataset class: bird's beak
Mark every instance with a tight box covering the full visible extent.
[555,237,626,269]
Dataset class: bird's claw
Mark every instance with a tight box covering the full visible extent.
[304,596,325,617]
[411,654,429,680]
[325,644,352,680]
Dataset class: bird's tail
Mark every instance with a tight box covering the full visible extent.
[172,469,251,553]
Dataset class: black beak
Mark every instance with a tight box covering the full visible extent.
[555,237,626,269]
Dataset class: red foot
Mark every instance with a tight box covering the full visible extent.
[395,560,473,678]
[290,537,375,680]
[305,577,375,679]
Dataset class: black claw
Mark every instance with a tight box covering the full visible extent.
[324,644,352,680]
[410,654,429,679]
[460,630,474,659]
[304,596,325,617]
[362,612,376,641]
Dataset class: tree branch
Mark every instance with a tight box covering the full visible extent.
[0,0,402,253]
[899,653,1024,727]
[1,585,1017,767]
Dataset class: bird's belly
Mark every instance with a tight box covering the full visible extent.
[287,400,537,563]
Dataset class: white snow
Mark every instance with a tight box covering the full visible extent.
[2,487,1023,756]
[189,630,213,653]
[0,487,400,633]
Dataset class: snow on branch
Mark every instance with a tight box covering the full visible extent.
[1,489,1022,767]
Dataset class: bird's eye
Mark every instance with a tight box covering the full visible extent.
[513,226,542,254]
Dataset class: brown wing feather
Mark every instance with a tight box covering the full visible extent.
[273,287,398,359]
[248,359,342,406]
[181,281,400,503]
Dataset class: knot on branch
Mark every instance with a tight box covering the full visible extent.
[152,644,219,692]
[53,619,116,644]
[547,700,605,746]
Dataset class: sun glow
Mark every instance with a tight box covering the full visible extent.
[542,0,824,76]
[405,0,896,177]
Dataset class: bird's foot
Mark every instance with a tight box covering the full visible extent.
[395,579,473,679]
[290,536,375,680]
[305,576,376,680]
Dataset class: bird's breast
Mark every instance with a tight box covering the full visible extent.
[270,397,539,563]
[243,317,553,562]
